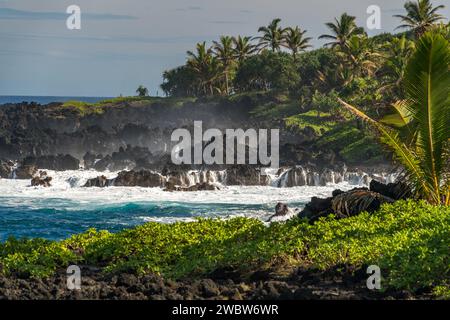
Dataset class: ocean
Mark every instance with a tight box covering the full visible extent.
[0,96,113,105]
[0,170,357,241]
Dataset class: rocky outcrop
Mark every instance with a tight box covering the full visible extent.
[369,180,412,200]
[31,171,52,187]
[267,203,297,222]
[330,189,395,218]
[226,165,269,186]
[298,182,405,221]
[84,145,155,171]
[14,165,38,179]
[84,175,109,188]
[111,170,165,188]
[0,160,13,178]
[22,154,79,171]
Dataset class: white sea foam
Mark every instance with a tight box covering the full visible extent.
[0,170,358,223]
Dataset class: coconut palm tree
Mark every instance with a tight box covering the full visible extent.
[257,18,287,52]
[213,36,236,95]
[339,35,381,77]
[187,42,221,96]
[339,32,450,205]
[136,85,149,97]
[394,0,446,38]
[378,35,416,98]
[282,27,312,61]
[319,13,364,48]
[232,36,257,63]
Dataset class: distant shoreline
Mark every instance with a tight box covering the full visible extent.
[0,95,114,105]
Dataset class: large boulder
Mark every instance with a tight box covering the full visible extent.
[111,170,165,188]
[369,180,412,200]
[31,171,52,187]
[226,165,269,186]
[83,175,109,188]
[299,196,333,219]
[299,188,395,221]
[331,189,395,218]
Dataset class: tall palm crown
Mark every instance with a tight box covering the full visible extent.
[340,35,381,77]
[340,32,450,205]
[379,36,416,98]
[213,36,236,95]
[282,27,312,60]
[319,13,364,48]
[232,36,257,63]
[395,0,446,37]
[257,18,287,52]
[187,42,220,95]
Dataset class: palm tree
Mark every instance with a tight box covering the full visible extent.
[282,27,312,61]
[136,85,149,97]
[319,13,364,48]
[232,36,257,63]
[339,32,450,205]
[339,35,381,77]
[257,18,287,52]
[378,35,416,98]
[187,42,221,96]
[213,36,236,95]
[394,0,446,38]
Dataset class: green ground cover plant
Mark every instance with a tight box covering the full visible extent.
[1,200,448,298]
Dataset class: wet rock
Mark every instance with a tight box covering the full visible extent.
[267,203,296,222]
[299,196,333,219]
[31,171,52,187]
[14,165,38,179]
[83,152,103,170]
[331,189,395,218]
[84,175,109,188]
[226,165,269,186]
[299,187,395,221]
[0,159,14,178]
[369,180,412,200]
[112,170,165,188]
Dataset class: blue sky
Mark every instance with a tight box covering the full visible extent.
[0,0,448,97]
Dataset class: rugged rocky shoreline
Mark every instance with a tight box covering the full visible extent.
[0,265,429,300]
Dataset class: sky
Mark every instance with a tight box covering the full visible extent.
[0,0,448,97]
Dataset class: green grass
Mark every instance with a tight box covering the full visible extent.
[60,96,195,116]
[284,111,338,135]
[0,200,448,298]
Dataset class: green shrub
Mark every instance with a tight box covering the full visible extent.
[0,201,448,297]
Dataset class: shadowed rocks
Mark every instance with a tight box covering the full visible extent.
[30,171,52,187]
[298,181,408,221]
[23,154,79,171]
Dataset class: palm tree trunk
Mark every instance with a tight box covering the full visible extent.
[225,71,229,95]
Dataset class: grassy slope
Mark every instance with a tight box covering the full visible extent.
[1,200,448,298]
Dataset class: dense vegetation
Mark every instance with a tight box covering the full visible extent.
[159,0,450,171]
[2,0,447,300]
[341,32,449,205]
[0,201,448,298]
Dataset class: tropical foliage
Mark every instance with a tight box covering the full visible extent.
[1,201,448,297]
[340,32,450,205]
[395,0,446,37]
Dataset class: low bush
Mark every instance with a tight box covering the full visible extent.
[0,200,448,297]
